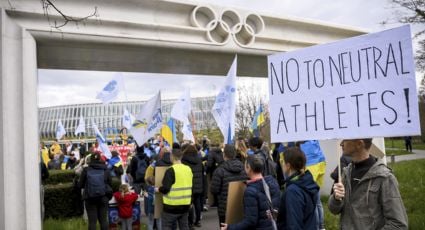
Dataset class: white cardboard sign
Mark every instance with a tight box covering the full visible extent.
[268,25,420,143]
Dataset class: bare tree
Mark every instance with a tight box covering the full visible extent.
[235,82,266,139]
[385,0,425,70]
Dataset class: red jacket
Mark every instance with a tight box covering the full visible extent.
[113,191,138,218]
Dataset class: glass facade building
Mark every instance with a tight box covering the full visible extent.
[38,96,216,139]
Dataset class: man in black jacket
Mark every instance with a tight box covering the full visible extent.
[79,152,112,230]
[182,144,204,227]
[130,145,150,194]
[210,144,248,226]
[206,145,224,207]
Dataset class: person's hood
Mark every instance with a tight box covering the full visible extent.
[89,160,107,170]
[358,158,391,181]
[222,159,245,174]
[182,154,201,165]
[287,170,319,197]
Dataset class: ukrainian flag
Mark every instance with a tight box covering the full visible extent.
[250,104,265,136]
[161,118,175,146]
[300,140,326,187]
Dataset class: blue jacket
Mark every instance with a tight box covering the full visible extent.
[228,175,280,230]
[277,170,319,230]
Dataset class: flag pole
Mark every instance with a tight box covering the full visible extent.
[190,111,197,144]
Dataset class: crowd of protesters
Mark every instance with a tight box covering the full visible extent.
[40,134,408,230]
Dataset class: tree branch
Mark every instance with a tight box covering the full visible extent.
[40,0,98,29]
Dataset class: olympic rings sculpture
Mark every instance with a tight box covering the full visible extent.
[190,5,265,47]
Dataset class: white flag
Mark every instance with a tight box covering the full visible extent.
[212,56,237,144]
[56,120,66,140]
[182,117,195,142]
[122,108,136,130]
[92,120,111,159]
[92,120,106,143]
[171,89,192,122]
[130,92,163,146]
[96,75,123,105]
[74,115,86,136]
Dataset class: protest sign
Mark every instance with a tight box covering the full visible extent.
[226,181,246,224]
[154,166,169,219]
[268,25,420,142]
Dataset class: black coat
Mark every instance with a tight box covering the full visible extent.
[206,147,224,175]
[210,159,248,218]
[130,152,150,183]
[79,160,112,200]
[182,154,204,194]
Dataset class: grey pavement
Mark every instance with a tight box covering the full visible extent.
[140,206,220,230]
[386,149,425,163]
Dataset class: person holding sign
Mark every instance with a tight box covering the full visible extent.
[328,139,408,229]
[210,144,248,226]
[220,154,280,230]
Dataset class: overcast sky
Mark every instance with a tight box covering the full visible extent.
[38,0,424,108]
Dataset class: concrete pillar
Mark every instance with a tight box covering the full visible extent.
[0,9,41,230]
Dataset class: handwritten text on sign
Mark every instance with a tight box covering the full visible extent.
[268,25,420,143]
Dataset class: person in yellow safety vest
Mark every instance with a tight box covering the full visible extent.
[40,142,50,167]
[155,148,193,230]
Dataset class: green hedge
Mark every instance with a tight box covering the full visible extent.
[44,182,83,218]
[45,170,76,185]
[44,169,122,218]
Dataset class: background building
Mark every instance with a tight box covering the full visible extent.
[38,96,216,140]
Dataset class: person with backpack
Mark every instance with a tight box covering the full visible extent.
[277,147,319,230]
[113,184,139,230]
[130,145,149,194]
[248,137,277,178]
[220,154,280,230]
[79,152,112,230]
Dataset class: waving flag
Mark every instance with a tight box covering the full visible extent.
[300,140,326,187]
[182,117,195,142]
[56,120,66,140]
[161,118,176,146]
[92,120,111,159]
[250,104,265,137]
[212,56,237,144]
[96,75,123,105]
[74,115,86,136]
[131,92,163,146]
[122,108,136,130]
[171,89,192,122]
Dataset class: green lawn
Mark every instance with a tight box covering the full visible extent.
[385,138,425,150]
[323,159,425,229]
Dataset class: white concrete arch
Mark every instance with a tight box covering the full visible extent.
[0,0,368,229]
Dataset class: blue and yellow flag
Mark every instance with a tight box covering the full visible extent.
[300,140,326,187]
[161,118,175,146]
[250,104,265,136]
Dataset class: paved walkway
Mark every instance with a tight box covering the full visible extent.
[140,206,220,230]
[386,149,425,163]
